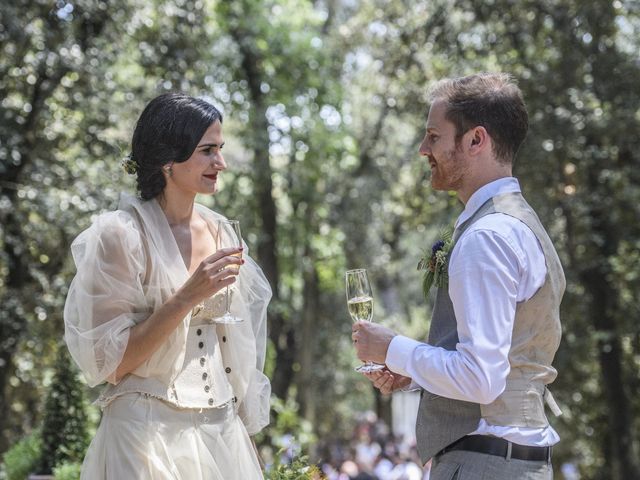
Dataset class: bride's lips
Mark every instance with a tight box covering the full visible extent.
[203,173,218,181]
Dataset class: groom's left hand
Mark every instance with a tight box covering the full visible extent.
[352,321,396,364]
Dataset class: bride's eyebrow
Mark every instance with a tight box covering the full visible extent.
[197,142,225,149]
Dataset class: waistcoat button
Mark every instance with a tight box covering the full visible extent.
[202,372,208,380]
[200,357,206,366]
[198,341,204,349]
[208,398,214,406]
[225,367,231,374]
[204,385,210,392]
[197,329,202,336]
[222,336,227,342]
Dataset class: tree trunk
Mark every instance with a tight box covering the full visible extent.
[228,24,294,399]
[374,389,392,431]
[297,255,320,424]
[582,266,639,479]
[0,71,52,453]
[0,7,107,452]
[580,181,640,478]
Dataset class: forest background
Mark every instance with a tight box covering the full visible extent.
[1,0,639,479]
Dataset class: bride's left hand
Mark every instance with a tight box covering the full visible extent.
[364,368,412,395]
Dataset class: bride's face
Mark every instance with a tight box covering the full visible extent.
[168,120,226,196]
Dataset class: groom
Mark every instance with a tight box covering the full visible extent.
[352,73,564,480]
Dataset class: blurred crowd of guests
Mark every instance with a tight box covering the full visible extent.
[316,415,430,480]
[267,412,581,479]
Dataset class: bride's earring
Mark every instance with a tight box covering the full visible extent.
[163,165,173,177]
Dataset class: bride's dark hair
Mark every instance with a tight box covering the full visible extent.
[129,92,223,200]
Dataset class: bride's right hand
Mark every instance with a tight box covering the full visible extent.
[176,247,244,306]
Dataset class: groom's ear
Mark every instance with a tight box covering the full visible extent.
[468,126,489,155]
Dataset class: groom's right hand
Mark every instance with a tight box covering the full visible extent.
[364,368,412,395]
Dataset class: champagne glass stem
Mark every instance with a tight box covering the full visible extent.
[225,284,231,314]
[214,219,243,324]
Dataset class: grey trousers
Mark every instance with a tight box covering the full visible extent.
[430,450,553,480]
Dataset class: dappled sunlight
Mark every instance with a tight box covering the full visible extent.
[1,1,639,479]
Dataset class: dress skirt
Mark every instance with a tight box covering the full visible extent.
[80,393,263,480]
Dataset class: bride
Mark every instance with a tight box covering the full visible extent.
[64,92,271,479]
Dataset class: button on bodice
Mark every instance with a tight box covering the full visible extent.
[169,322,233,408]
[97,293,235,409]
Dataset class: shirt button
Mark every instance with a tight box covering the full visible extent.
[202,372,208,380]
[204,385,210,393]
[198,341,204,349]
[200,357,206,366]
[208,398,214,406]
[222,336,227,343]
[233,396,238,403]
[225,367,231,374]
[197,329,202,336]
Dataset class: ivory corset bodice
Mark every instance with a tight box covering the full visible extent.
[97,290,236,409]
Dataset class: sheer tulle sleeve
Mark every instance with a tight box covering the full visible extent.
[64,211,148,387]
[220,244,272,435]
[238,252,272,435]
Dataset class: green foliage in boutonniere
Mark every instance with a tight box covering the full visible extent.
[417,228,454,297]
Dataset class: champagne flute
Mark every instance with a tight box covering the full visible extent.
[346,268,385,373]
[214,219,244,324]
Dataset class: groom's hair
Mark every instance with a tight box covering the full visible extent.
[428,72,528,165]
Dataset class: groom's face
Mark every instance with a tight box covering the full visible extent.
[420,100,467,192]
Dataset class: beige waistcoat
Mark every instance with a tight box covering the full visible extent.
[416,192,565,463]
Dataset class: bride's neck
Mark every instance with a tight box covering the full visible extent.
[157,189,196,226]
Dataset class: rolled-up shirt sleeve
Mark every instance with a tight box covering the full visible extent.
[64,211,148,387]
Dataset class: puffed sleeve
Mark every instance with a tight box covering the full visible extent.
[64,211,148,387]
[221,248,272,435]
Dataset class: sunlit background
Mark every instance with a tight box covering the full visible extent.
[1,1,639,479]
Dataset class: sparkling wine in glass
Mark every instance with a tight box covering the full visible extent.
[214,219,243,324]
[346,268,385,373]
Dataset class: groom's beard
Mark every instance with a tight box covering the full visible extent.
[429,146,466,192]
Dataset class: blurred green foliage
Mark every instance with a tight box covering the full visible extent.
[37,347,89,474]
[265,454,321,480]
[1,428,41,480]
[52,462,82,480]
[1,1,639,479]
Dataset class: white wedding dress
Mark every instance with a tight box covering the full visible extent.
[64,194,271,479]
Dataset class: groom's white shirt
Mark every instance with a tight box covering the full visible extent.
[386,177,560,447]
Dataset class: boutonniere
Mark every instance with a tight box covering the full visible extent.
[417,228,454,297]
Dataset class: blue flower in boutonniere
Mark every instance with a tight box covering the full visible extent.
[417,227,454,297]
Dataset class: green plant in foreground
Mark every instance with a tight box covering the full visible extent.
[2,428,42,480]
[37,347,90,474]
[266,455,322,480]
[53,461,82,480]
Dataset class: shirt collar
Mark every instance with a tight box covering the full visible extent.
[455,177,521,228]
